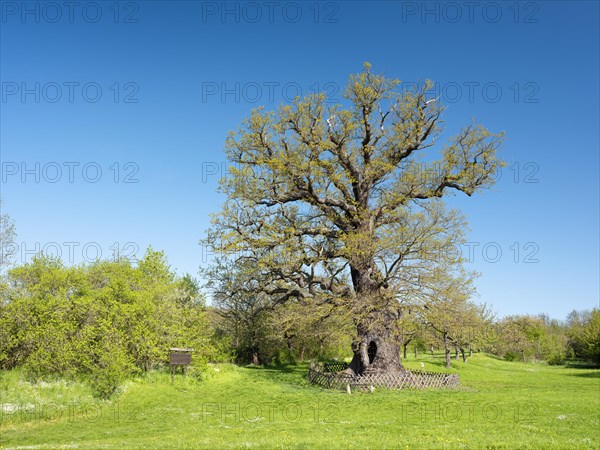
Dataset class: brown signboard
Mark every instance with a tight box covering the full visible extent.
[170,353,192,365]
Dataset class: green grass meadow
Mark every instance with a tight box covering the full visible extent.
[1,354,598,449]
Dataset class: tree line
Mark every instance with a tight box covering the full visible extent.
[0,247,598,399]
[204,258,600,369]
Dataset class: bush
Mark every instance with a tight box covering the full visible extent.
[503,351,521,362]
[546,351,566,366]
[0,250,220,398]
[89,350,134,399]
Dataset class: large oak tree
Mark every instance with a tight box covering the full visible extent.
[206,64,503,374]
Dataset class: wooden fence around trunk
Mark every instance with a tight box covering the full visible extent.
[308,362,460,391]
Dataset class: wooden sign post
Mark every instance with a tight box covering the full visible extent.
[169,348,193,383]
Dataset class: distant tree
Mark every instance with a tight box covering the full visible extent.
[205,63,504,375]
[410,334,429,358]
[567,309,592,358]
[0,199,16,271]
[268,299,353,363]
[398,308,425,359]
[569,309,600,364]
[176,273,203,305]
[454,303,496,361]
[419,272,477,368]
[203,256,274,365]
[535,313,569,365]
[496,315,547,362]
[204,254,354,365]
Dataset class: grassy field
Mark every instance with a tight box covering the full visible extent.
[1,354,598,449]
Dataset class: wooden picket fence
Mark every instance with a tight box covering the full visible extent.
[308,362,460,391]
[322,361,350,372]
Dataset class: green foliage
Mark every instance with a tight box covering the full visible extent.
[568,308,600,364]
[542,328,568,366]
[87,337,135,399]
[204,64,505,371]
[204,257,353,365]
[493,314,571,364]
[0,249,220,397]
[582,309,600,363]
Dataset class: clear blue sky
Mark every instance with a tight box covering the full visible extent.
[1,1,598,319]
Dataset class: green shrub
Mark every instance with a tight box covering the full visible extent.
[546,351,566,366]
[0,250,220,398]
[503,351,521,362]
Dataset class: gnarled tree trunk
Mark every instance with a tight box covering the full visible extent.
[347,305,404,375]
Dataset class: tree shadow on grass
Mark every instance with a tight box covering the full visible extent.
[565,371,600,378]
[243,363,310,382]
[244,363,307,374]
[564,360,600,370]
[404,355,459,372]
[484,353,509,362]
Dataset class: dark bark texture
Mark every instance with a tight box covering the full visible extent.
[348,307,403,375]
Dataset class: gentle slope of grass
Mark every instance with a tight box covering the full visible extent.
[1,354,599,449]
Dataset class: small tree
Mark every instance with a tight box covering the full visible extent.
[496,315,546,362]
[0,198,16,272]
[419,272,476,368]
[398,308,425,359]
[451,303,496,362]
[204,256,275,364]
